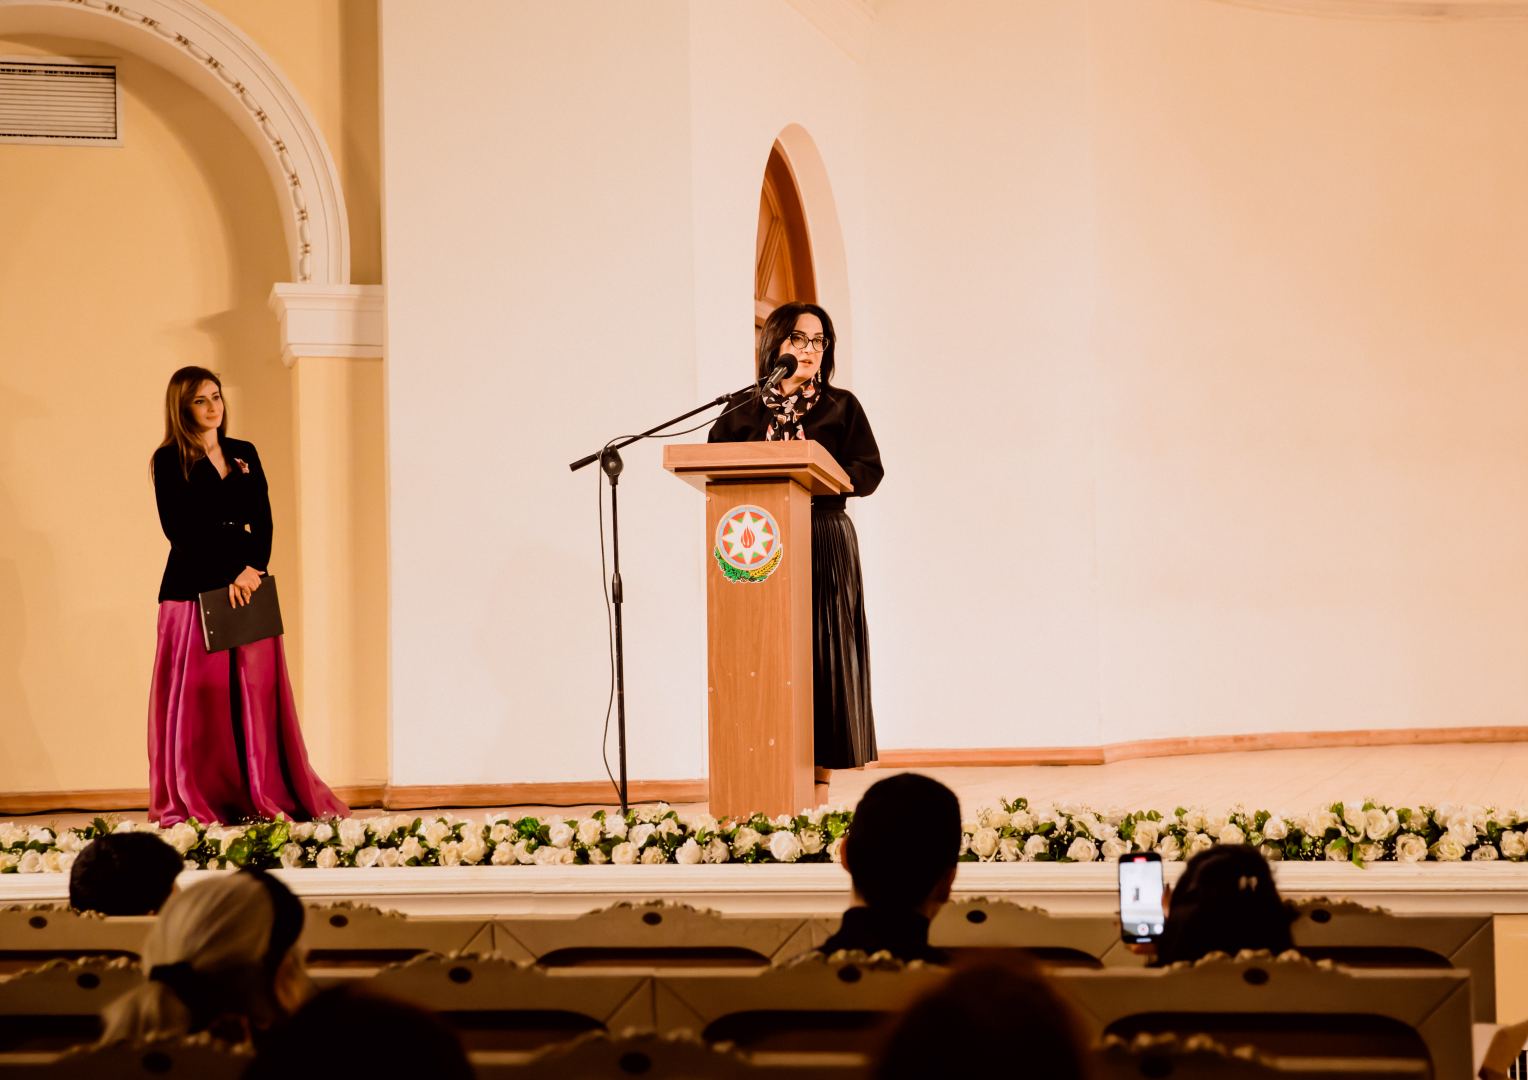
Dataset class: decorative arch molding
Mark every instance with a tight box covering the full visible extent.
[1207,0,1528,19]
[0,0,350,283]
[772,123,853,381]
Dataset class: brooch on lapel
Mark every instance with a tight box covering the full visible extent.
[233,458,250,475]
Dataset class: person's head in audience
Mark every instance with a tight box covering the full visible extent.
[243,985,473,1080]
[1155,844,1294,965]
[872,961,1091,1080]
[69,833,184,916]
[844,773,962,917]
[100,868,309,1046]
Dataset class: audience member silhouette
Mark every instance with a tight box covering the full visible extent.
[1155,844,1295,965]
[819,772,962,964]
[872,960,1092,1080]
[100,868,310,1047]
[244,985,473,1080]
[69,832,184,916]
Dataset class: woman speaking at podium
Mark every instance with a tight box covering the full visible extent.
[708,302,883,770]
[147,366,347,826]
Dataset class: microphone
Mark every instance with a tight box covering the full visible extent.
[760,354,798,393]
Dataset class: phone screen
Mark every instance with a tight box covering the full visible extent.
[1118,854,1165,943]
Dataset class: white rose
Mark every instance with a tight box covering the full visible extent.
[512,840,536,865]
[1022,835,1050,861]
[970,827,1000,860]
[1447,818,1478,847]
[313,822,335,844]
[489,843,514,865]
[998,837,1021,862]
[355,846,380,868]
[587,848,609,864]
[458,832,487,864]
[675,838,702,865]
[640,846,665,864]
[1186,832,1214,858]
[1394,833,1428,862]
[112,820,136,833]
[165,822,200,855]
[57,831,87,854]
[682,813,719,835]
[1341,802,1367,832]
[1010,810,1036,832]
[1132,820,1161,849]
[437,843,462,867]
[1357,842,1385,864]
[1100,837,1129,860]
[279,843,304,868]
[1217,823,1245,847]
[1262,816,1288,841]
[611,842,638,865]
[338,820,368,850]
[0,823,23,846]
[703,838,731,864]
[17,851,43,873]
[576,819,604,847]
[659,819,681,838]
[1324,839,1350,861]
[980,809,1011,829]
[732,827,762,856]
[769,831,803,863]
[1500,831,1527,860]
[533,845,563,865]
[1259,843,1283,862]
[26,826,54,845]
[41,851,65,873]
[630,823,657,849]
[379,848,401,868]
[1472,844,1501,861]
[1183,810,1208,832]
[1431,838,1465,862]
[422,820,451,847]
[1076,814,1104,839]
[1156,835,1182,862]
[644,802,672,822]
[827,837,844,862]
[489,823,514,844]
[604,816,629,840]
[292,823,316,842]
[1204,815,1229,838]
[315,847,339,869]
[799,829,825,855]
[1066,837,1098,862]
[1364,809,1398,841]
[547,822,575,849]
[0,853,17,871]
[1311,810,1340,836]
[399,837,424,863]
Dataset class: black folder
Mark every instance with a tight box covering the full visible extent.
[198,575,284,653]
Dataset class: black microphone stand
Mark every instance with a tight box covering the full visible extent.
[569,386,754,816]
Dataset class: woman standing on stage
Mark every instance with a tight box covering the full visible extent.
[708,302,883,769]
[148,366,347,826]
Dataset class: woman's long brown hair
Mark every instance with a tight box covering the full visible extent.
[155,366,226,480]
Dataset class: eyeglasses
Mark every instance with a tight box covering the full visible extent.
[787,331,829,352]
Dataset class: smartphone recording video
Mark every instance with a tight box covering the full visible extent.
[1118,852,1165,944]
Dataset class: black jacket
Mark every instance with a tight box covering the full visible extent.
[817,906,949,965]
[153,437,272,602]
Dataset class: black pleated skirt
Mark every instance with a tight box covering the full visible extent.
[812,504,877,769]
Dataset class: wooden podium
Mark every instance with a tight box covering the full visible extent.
[663,442,853,819]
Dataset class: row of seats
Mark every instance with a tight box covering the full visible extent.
[0,897,1497,1018]
[0,950,1475,1075]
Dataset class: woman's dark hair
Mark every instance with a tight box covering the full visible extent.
[1155,845,1295,965]
[244,985,473,1080]
[69,832,184,915]
[872,961,1091,1080]
[756,300,837,385]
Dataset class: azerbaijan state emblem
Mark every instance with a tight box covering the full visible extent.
[713,504,783,583]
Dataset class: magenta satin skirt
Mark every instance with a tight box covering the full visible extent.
[147,601,349,826]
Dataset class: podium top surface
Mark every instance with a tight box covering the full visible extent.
[663,441,853,497]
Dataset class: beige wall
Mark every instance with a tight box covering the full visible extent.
[0,1,385,797]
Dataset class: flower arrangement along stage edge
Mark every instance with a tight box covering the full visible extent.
[2,797,1523,874]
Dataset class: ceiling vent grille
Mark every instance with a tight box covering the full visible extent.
[0,59,120,146]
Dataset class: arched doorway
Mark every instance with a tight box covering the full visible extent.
[755,141,816,337]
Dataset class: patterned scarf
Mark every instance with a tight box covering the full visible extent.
[762,376,822,441]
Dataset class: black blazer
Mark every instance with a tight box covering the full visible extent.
[153,437,273,602]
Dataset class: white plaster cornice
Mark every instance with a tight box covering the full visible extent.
[785,0,875,63]
[269,283,383,367]
[1209,0,1528,18]
[0,0,352,282]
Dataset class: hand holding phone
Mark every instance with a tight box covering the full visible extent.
[1118,852,1165,944]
